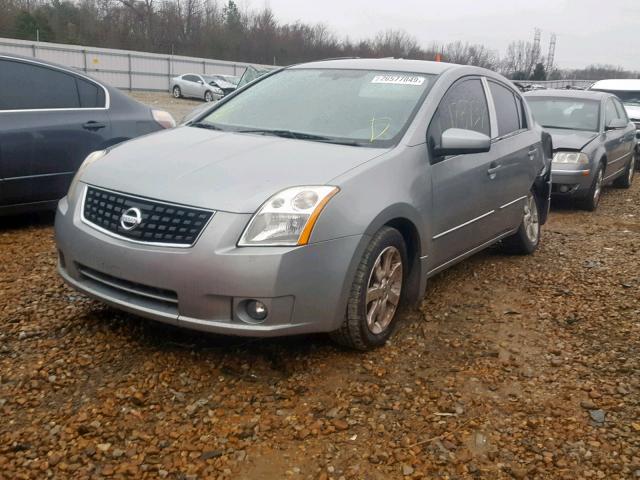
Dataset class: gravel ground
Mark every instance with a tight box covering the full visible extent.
[0,92,638,479]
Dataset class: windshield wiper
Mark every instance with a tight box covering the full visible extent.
[190,122,225,131]
[235,128,362,146]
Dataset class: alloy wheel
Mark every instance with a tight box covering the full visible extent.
[593,169,603,204]
[205,91,213,102]
[173,87,180,98]
[523,194,539,244]
[365,246,403,335]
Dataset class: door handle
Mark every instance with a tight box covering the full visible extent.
[528,148,537,159]
[487,162,501,178]
[82,121,107,131]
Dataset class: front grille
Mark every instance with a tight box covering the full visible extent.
[83,186,213,246]
[78,264,178,308]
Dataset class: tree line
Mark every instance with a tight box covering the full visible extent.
[1,0,637,81]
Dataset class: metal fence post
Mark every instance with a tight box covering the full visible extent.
[83,49,87,72]
[128,54,132,90]
[168,55,171,90]
[32,42,36,58]
[202,60,206,74]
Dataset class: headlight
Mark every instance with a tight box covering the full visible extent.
[238,186,339,246]
[67,150,108,203]
[552,151,589,164]
[211,87,223,95]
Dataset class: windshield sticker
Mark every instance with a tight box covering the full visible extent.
[371,75,425,86]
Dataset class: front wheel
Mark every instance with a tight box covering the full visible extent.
[330,227,407,351]
[204,91,213,102]
[172,86,181,98]
[579,164,604,211]
[501,192,540,255]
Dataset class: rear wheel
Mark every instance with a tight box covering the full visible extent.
[172,86,181,98]
[614,156,634,188]
[330,227,406,351]
[579,164,604,211]
[502,191,540,254]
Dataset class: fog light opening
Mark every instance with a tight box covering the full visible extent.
[246,300,268,321]
[559,185,570,193]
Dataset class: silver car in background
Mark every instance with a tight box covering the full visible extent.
[171,73,236,102]
[526,90,636,210]
[56,59,551,350]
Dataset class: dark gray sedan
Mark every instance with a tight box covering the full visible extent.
[526,90,636,210]
[0,54,176,215]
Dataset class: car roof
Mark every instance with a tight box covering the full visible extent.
[524,89,612,101]
[590,79,640,91]
[287,58,460,75]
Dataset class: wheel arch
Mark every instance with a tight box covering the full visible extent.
[359,204,427,306]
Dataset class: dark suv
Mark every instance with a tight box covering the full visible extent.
[0,54,175,215]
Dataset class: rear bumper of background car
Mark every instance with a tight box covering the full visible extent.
[55,185,366,337]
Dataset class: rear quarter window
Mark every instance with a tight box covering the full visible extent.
[76,77,106,108]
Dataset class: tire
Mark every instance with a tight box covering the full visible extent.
[579,163,604,211]
[501,191,540,255]
[172,86,181,98]
[204,91,213,102]
[614,156,634,188]
[330,227,407,351]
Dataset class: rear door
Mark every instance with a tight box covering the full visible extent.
[603,98,627,180]
[485,79,538,231]
[612,97,636,169]
[428,77,498,268]
[0,58,111,208]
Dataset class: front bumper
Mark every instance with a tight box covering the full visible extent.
[551,165,593,196]
[55,185,366,337]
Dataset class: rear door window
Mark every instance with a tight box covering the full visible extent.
[0,59,80,110]
[488,81,521,137]
[428,78,490,156]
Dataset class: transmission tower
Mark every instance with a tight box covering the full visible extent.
[546,33,557,74]
[532,28,541,62]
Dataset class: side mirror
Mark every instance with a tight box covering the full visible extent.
[606,118,627,130]
[433,128,491,157]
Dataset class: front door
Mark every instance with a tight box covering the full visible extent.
[427,77,498,269]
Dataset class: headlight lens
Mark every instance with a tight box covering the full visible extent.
[552,151,589,164]
[238,186,339,246]
[67,150,108,203]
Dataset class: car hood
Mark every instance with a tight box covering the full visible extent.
[81,126,389,213]
[546,128,599,151]
[623,104,640,122]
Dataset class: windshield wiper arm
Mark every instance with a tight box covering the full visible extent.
[190,122,225,131]
[235,128,363,146]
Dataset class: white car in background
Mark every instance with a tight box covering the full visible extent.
[170,73,237,102]
[590,79,640,167]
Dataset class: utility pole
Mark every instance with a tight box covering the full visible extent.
[546,33,557,74]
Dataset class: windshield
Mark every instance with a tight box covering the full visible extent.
[591,89,640,106]
[199,69,435,147]
[527,97,600,132]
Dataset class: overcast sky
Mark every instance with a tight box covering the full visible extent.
[253,0,639,71]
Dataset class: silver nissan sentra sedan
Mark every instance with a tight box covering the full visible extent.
[55,58,551,350]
